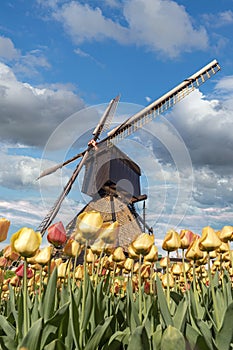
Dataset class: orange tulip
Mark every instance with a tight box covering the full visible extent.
[162,229,181,252]
[199,226,221,252]
[63,238,81,258]
[0,218,10,242]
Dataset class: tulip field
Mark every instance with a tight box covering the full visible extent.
[0,215,233,349]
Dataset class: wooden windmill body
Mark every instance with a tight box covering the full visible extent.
[37,60,220,248]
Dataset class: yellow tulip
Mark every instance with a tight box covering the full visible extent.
[172,262,183,275]
[112,247,126,262]
[124,258,134,271]
[162,229,181,252]
[11,227,42,258]
[199,226,221,252]
[86,248,95,263]
[34,246,53,265]
[57,260,71,278]
[161,273,174,288]
[128,244,139,259]
[185,236,204,261]
[219,226,233,243]
[63,238,81,258]
[132,233,154,256]
[76,211,103,240]
[159,256,170,268]
[98,221,119,244]
[179,229,195,249]
[0,218,10,242]
[144,245,158,263]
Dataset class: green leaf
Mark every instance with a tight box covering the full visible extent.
[70,290,80,350]
[152,325,162,350]
[126,283,140,332]
[156,275,173,327]
[185,324,200,350]
[84,316,114,350]
[82,276,94,331]
[196,319,214,350]
[42,267,58,322]
[173,298,188,332]
[128,325,150,350]
[46,302,70,327]
[0,335,17,350]
[161,325,185,350]
[216,301,233,350]
[108,328,130,349]
[0,315,16,339]
[19,318,43,350]
[44,339,67,350]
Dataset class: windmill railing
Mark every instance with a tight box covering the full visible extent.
[107,59,220,146]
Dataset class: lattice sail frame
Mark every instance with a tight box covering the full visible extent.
[107,59,220,146]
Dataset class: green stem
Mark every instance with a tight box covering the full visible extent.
[138,254,143,323]
[182,249,188,291]
[166,252,170,310]
[207,252,220,330]
[72,250,79,291]
[23,259,29,336]
[80,240,88,348]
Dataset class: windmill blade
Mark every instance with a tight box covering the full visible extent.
[92,94,120,138]
[37,95,121,234]
[37,150,90,236]
[37,151,84,180]
[105,59,220,146]
[37,95,120,181]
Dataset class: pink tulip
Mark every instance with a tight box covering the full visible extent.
[47,221,67,247]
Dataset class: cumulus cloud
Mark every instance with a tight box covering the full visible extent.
[50,0,208,57]
[0,36,20,60]
[0,63,85,147]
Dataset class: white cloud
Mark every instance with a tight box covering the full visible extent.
[51,0,208,58]
[0,63,85,147]
[0,36,20,60]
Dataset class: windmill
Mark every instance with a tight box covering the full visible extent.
[37,60,220,249]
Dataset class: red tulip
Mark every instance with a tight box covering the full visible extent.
[47,221,67,247]
[16,264,33,279]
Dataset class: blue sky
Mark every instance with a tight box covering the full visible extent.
[0,0,233,250]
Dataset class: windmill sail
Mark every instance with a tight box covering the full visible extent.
[37,95,121,235]
[106,59,220,145]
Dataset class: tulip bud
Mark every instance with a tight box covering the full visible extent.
[199,226,221,252]
[47,221,67,247]
[162,229,181,252]
[63,238,81,258]
[98,221,119,245]
[159,256,170,268]
[218,241,230,253]
[144,245,158,263]
[124,258,134,271]
[11,227,42,258]
[34,246,53,265]
[0,218,10,242]
[112,247,126,262]
[162,273,174,288]
[76,211,103,240]
[219,226,233,243]
[185,236,204,261]
[86,248,95,263]
[128,244,139,259]
[3,245,20,261]
[179,229,195,249]
[131,233,154,256]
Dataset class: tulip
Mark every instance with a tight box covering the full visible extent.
[86,248,95,263]
[98,221,119,245]
[112,247,126,262]
[124,258,134,271]
[179,229,195,249]
[57,260,71,279]
[199,226,221,252]
[11,227,42,258]
[172,262,183,276]
[16,264,33,279]
[63,238,81,258]
[75,265,84,280]
[0,218,10,242]
[185,236,204,261]
[34,246,53,265]
[128,243,139,259]
[219,226,233,243]
[159,256,170,268]
[162,229,181,252]
[76,211,103,240]
[47,221,67,247]
[3,245,20,261]
[162,273,174,288]
[144,245,158,263]
[132,233,154,256]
